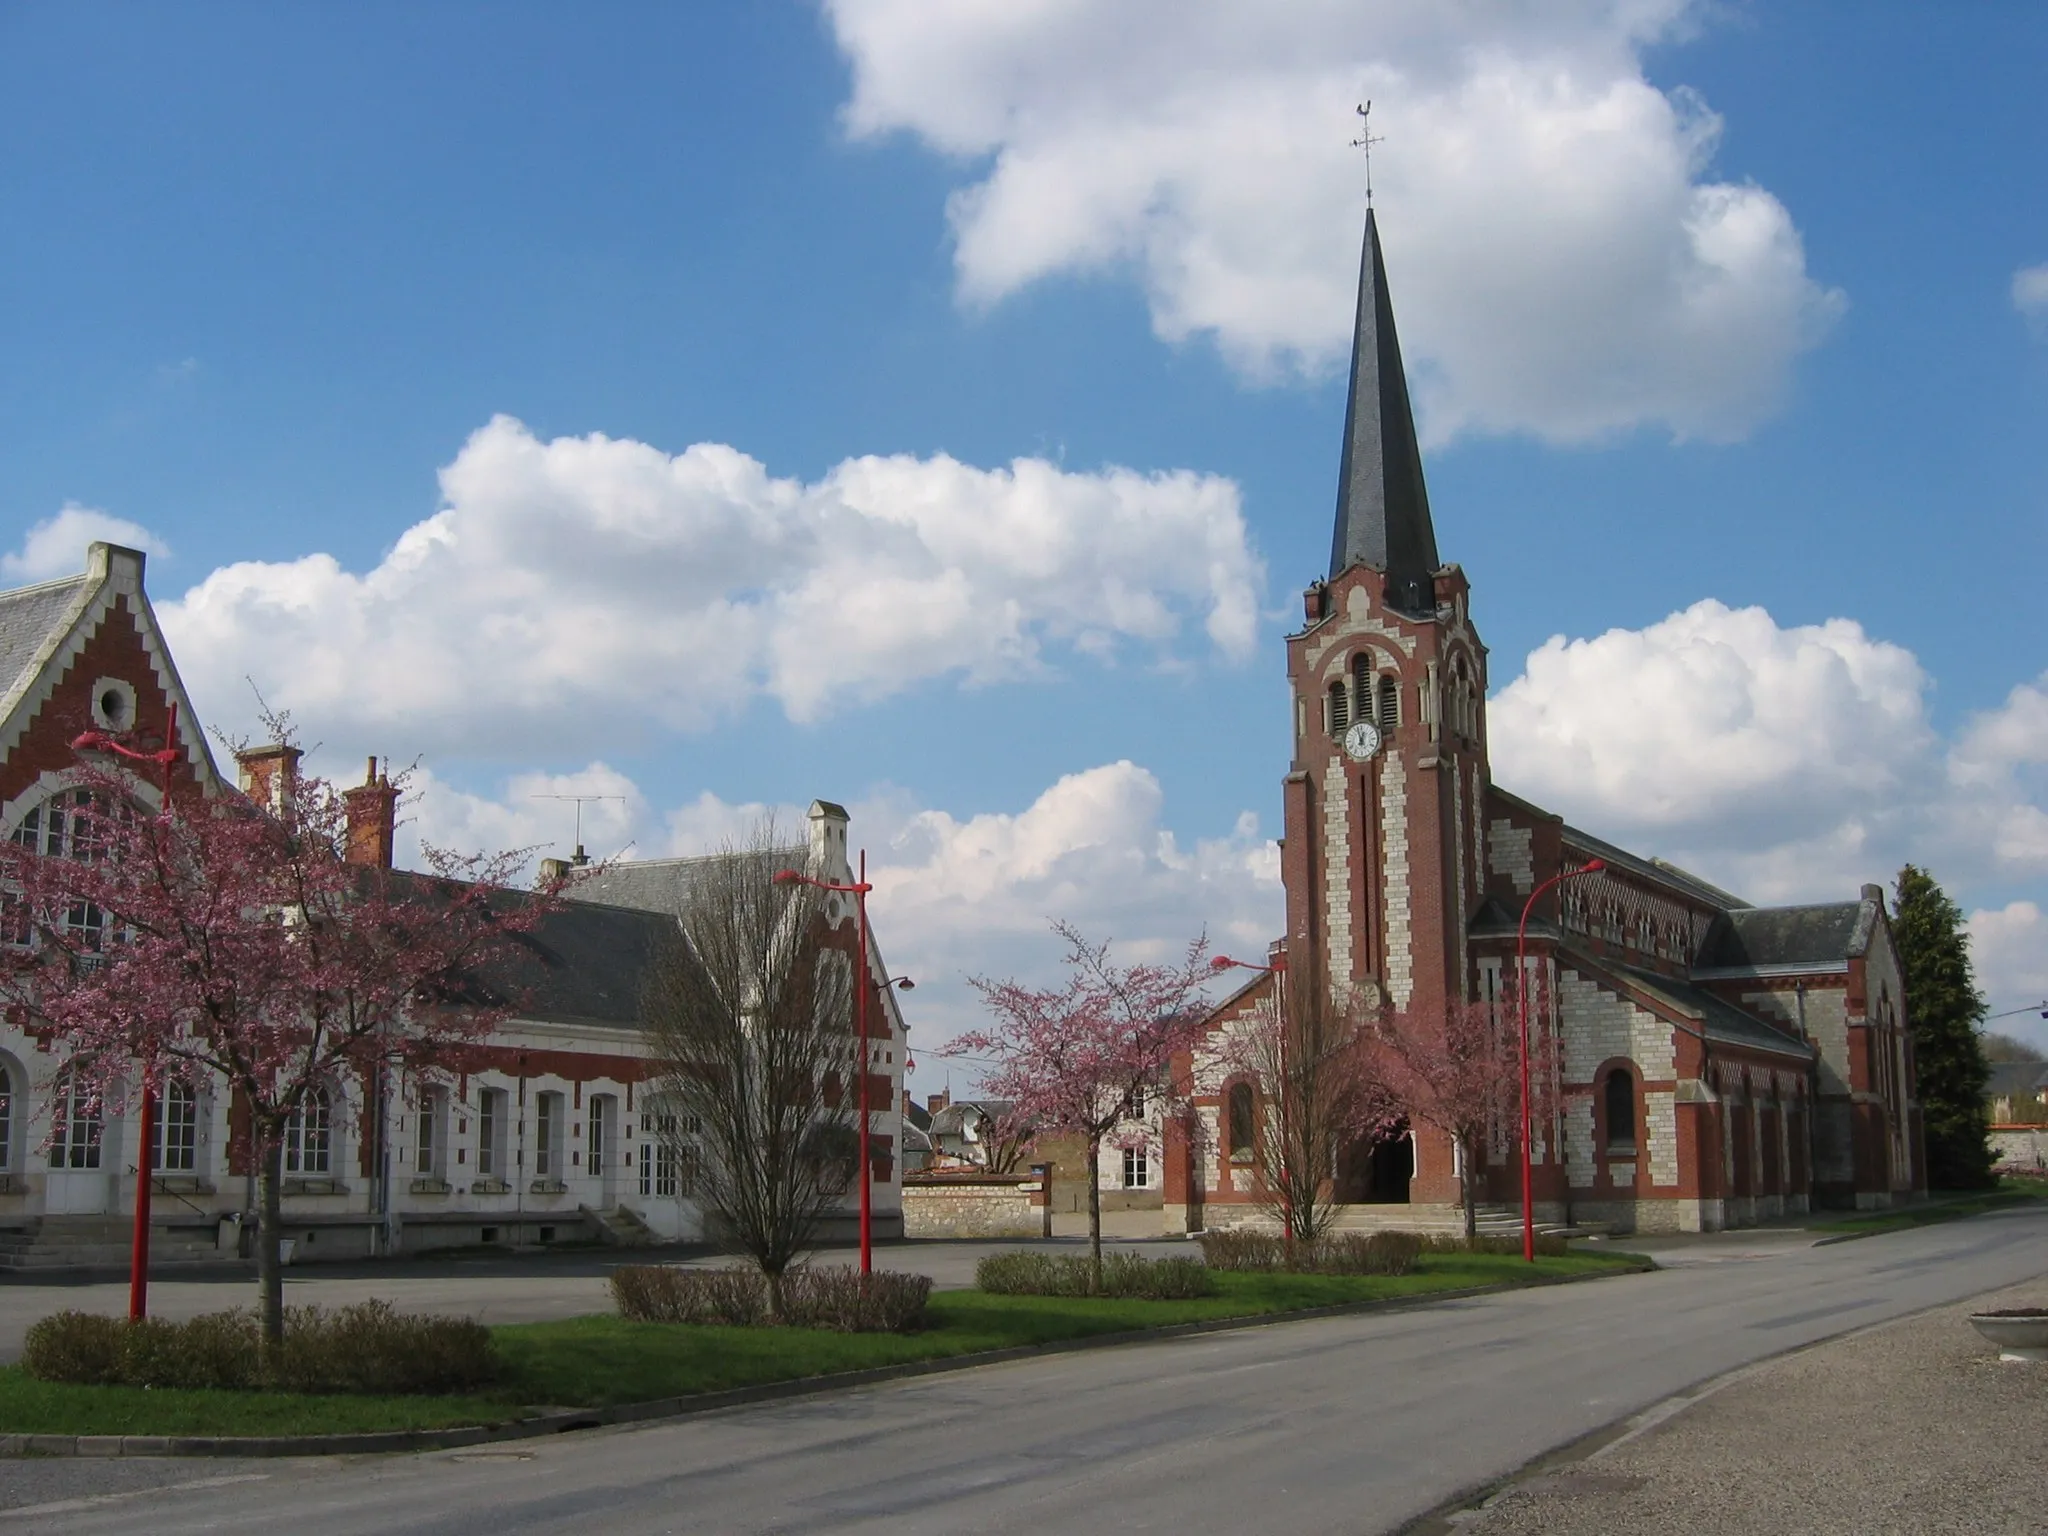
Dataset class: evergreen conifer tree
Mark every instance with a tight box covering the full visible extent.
[1893,865,1994,1189]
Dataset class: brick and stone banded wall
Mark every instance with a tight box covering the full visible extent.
[902,1175,1045,1239]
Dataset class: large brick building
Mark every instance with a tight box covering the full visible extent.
[0,543,907,1263]
[1170,209,1924,1236]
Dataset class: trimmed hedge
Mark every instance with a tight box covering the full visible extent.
[974,1250,1216,1300]
[1198,1228,1567,1273]
[608,1264,933,1333]
[20,1301,497,1395]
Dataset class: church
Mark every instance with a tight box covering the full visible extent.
[1168,208,1926,1236]
[0,543,908,1266]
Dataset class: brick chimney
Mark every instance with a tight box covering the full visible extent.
[235,743,302,810]
[343,757,398,869]
[927,1090,950,1115]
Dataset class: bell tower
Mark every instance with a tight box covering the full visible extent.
[1279,208,1491,1023]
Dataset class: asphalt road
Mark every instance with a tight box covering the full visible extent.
[8,1205,2048,1535]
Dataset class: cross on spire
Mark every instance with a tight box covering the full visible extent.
[1352,100,1383,204]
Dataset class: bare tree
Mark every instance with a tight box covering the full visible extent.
[1216,968,1392,1258]
[639,820,856,1316]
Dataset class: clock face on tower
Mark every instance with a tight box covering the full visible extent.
[1341,719,1383,761]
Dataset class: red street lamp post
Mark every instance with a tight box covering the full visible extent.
[1515,858,1606,1263]
[72,703,183,1322]
[773,853,894,1276]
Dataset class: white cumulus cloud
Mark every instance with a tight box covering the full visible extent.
[828,0,1843,443]
[1968,901,2048,1055]
[158,416,1261,752]
[2013,263,2048,324]
[3,504,170,583]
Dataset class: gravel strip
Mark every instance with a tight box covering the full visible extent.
[1461,1277,2048,1535]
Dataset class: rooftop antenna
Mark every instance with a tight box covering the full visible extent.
[531,793,625,867]
[1352,100,1383,204]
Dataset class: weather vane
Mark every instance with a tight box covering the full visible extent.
[1352,100,1383,204]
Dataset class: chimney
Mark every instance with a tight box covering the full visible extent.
[235,743,302,810]
[343,756,398,869]
[927,1091,950,1115]
[1861,882,1885,911]
[537,856,573,887]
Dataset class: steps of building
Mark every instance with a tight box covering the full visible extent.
[583,1202,657,1247]
[0,1217,228,1273]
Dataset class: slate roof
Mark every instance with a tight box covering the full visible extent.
[1610,962,1813,1059]
[565,848,803,918]
[0,573,93,718]
[1329,207,1439,615]
[506,896,672,1027]
[1988,1059,2048,1101]
[1694,901,1873,972]
[1561,823,1750,911]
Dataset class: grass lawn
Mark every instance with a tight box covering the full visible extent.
[1812,1175,2048,1240]
[0,1249,1646,1438]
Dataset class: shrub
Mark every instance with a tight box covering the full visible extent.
[21,1301,495,1395]
[974,1250,1216,1299]
[120,1310,259,1390]
[268,1301,497,1395]
[1425,1232,1568,1259]
[608,1264,931,1333]
[780,1266,933,1333]
[1196,1230,1286,1272]
[21,1311,126,1386]
[610,1264,767,1327]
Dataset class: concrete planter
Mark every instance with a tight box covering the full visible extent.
[1967,1310,2048,1362]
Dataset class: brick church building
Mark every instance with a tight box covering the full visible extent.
[1169,208,1925,1236]
[0,543,907,1265]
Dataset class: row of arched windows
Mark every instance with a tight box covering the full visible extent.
[1326,654,1401,740]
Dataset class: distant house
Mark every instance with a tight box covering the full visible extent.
[922,1094,1023,1171]
[1988,1060,2048,1125]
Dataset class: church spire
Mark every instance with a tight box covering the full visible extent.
[1328,206,1439,614]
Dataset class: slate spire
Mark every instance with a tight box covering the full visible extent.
[1328,206,1439,613]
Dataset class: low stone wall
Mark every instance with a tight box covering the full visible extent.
[1992,1127,2048,1174]
[902,1174,1048,1239]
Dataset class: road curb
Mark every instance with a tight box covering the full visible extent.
[0,1261,1653,1459]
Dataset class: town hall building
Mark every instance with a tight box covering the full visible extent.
[1169,208,1925,1236]
[0,542,908,1268]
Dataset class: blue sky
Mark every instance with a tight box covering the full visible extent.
[4,3,2046,1053]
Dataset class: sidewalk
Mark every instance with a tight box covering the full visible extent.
[1459,1275,2048,1534]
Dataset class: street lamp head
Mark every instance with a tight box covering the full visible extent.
[1209,955,1240,972]
[891,976,915,991]
[772,869,804,886]
[1580,859,1606,874]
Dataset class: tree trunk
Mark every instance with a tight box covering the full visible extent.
[1459,1135,1478,1245]
[1086,1139,1103,1294]
[257,1134,285,1353]
[764,1264,785,1323]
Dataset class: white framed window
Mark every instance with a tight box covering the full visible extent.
[0,1061,14,1173]
[477,1087,506,1179]
[1122,1146,1150,1189]
[152,1079,199,1173]
[416,1088,447,1177]
[51,1072,101,1170]
[285,1086,333,1174]
[534,1091,562,1179]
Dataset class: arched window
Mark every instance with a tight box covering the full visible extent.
[1377,674,1399,732]
[1227,1081,1256,1164]
[152,1078,199,1173]
[51,1071,102,1170]
[1326,679,1349,739]
[1603,1068,1636,1154]
[285,1086,332,1175]
[0,1060,14,1175]
[9,788,131,948]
